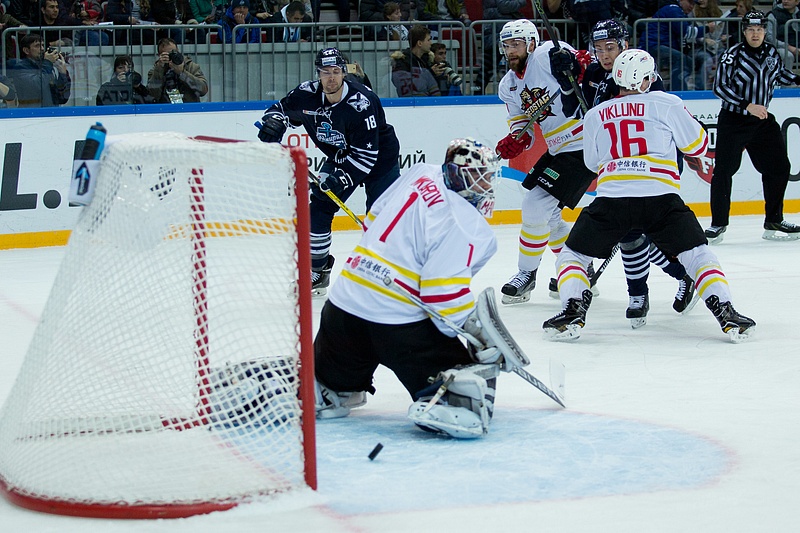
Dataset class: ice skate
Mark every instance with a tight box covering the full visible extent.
[548,277,559,299]
[673,275,699,314]
[626,294,649,329]
[543,289,593,341]
[704,225,726,245]
[705,295,756,343]
[311,255,335,297]
[501,269,536,304]
[762,220,800,241]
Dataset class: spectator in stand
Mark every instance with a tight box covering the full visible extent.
[390,24,442,96]
[311,0,349,22]
[628,0,660,23]
[96,55,153,105]
[7,34,71,107]
[643,0,713,90]
[189,0,224,24]
[767,0,800,69]
[376,1,409,41]
[217,0,260,43]
[564,0,629,46]
[251,0,286,21]
[416,0,470,26]
[360,0,411,23]
[264,1,311,42]
[473,0,527,95]
[1,8,26,62]
[8,0,41,25]
[72,0,107,29]
[431,42,462,95]
[106,0,157,44]
[38,0,81,46]
[694,0,725,57]
[147,37,208,102]
[0,74,18,107]
[721,0,752,48]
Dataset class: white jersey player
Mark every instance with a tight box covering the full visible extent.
[494,19,597,305]
[315,139,529,439]
[542,49,756,343]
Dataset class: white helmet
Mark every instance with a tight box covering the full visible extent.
[499,19,540,50]
[443,138,500,218]
[612,49,657,93]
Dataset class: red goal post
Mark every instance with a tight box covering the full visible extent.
[0,133,315,518]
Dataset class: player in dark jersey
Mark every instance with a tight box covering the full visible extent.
[258,47,401,295]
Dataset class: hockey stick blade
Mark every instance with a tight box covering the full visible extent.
[513,366,565,408]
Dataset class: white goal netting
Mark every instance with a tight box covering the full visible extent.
[0,133,314,518]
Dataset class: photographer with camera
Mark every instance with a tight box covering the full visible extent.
[390,25,442,97]
[430,42,462,96]
[147,37,208,103]
[7,34,71,108]
[96,55,154,105]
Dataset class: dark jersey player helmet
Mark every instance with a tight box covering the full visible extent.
[315,47,347,71]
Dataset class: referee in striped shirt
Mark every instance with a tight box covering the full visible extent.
[705,9,800,243]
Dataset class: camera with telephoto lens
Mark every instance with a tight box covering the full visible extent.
[441,64,462,86]
[168,49,184,65]
[129,71,142,87]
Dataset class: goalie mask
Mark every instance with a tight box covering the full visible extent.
[443,138,500,218]
[499,19,540,55]
[613,49,657,93]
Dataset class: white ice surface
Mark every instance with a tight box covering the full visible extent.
[1,215,799,532]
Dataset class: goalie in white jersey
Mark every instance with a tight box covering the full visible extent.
[494,19,597,305]
[314,139,529,439]
[543,49,756,343]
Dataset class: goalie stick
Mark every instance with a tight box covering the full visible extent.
[382,276,566,408]
[530,0,589,113]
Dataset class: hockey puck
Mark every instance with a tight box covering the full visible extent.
[368,443,384,461]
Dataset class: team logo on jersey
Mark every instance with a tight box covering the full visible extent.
[299,80,316,93]
[606,161,617,172]
[766,57,778,70]
[347,93,371,112]
[316,122,347,149]
[520,87,556,122]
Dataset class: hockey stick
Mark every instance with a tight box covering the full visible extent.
[530,0,589,113]
[590,244,619,286]
[307,171,367,231]
[382,276,566,408]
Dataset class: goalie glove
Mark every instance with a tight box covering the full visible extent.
[548,48,580,93]
[258,112,287,143]
[495,131,532,160]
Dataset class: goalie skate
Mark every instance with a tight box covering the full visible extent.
[762,221,800,241]
[465,287,531,371]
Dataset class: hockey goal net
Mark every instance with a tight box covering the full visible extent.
[0,133,315,518]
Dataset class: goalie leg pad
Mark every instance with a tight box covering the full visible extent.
[463,287,531,371]
[408,364,499,439]
[315,381,367,419]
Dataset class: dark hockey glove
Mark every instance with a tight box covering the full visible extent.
[496,131,532,160]
[258,113,287,143]
[548,48,580,93]
[315,168,355,201]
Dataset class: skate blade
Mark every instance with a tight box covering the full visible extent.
[311,287,328,298]
[727,325,756,343]
[501,292,531,305]
[543,325,582,342]
[675,292,700,314]
[629,317,647,329]
[707,234,725,245]
[762,230,800,241]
